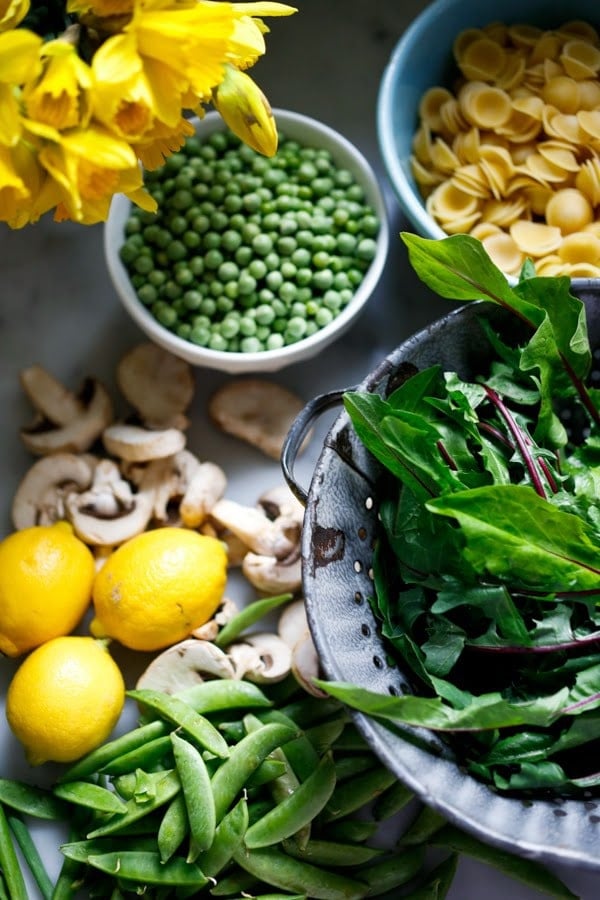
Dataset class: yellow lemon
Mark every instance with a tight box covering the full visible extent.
[6,635,125,766]
[0,522,95,658]
[91,527,228,651]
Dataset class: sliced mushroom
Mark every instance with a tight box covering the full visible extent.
[191,597,239,641]
[65,459,154,545]
[136,639,235,693]
[117,343,195,430]
[227,632,292,683]
[20,376,113,456]
[242,546,302,595]
[199,520,249,567]
[11,452,95,529]
[258,484,305,526]
[209,497,299,559]
[291,631,328,698]
[19,365,85,426]
[208,378,306,460]
[180,461,228,528]
[278,599,310,650]
[102,423,186,462]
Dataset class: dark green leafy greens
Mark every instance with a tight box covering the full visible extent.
[321,233,600,795]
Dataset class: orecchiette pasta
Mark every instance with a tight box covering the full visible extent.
[410,18,600,275]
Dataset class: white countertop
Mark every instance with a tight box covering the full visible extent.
[1,2,599,897]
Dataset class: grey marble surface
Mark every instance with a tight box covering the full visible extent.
[1,1,599,897]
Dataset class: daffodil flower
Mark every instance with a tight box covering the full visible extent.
[23,39,93,131]
[212,62,277,156]
[0,0,29,31]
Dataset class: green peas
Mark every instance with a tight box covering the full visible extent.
[119,126,380,355]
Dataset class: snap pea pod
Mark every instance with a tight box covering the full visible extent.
[331,724,370,752]
[111,767,173,802]
[397,806,446,847]
[199,797,248,878]
[244,752,337,849]
[86,770,181,838]
[0,802,27,900]
[60,836,158,864]
[171,732,216,861]
[325,819,379,844]
[371,779,415,821]
[277,696,345,728]
[86,850,209,888]
[232,845,367,900]
[99,735,173,776]
[127,689,230,759]
[209,866,259,896]
[57,720,168,783]
[53,782,127,815]
[303,716,347,755]
[333,754,378,782]
[323,766,397,821]
[243,713,310,849]
[255,709,320,782]
[157,794,188,863]
[225,896,306,900]
[176,678,272,714]
[402,853,458,900]
[245,759,288,788]
[7,815,53,900]
[0,779,67,821]
[214,593,292,648]
[356,846,427,897]
[211,722,299,822]
[282,838,384,867]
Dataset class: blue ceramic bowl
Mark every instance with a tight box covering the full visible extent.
[377,0,600,242]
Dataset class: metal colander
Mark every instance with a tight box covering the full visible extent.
[282,283,600,869]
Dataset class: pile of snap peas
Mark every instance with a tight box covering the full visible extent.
[0,672,579,900]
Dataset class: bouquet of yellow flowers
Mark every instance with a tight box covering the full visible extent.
[0,0,295,227]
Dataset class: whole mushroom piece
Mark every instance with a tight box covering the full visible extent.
[11,452,95,529]
[20,369,113,456]
[116,343,196,431]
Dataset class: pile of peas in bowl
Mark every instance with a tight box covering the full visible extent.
[106,110,388,371]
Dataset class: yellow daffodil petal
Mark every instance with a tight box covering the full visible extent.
[24,42,93,130]
[0,28,42,83]
[0,145,29,220]
[0,82,21,146]
[212,63,277,156]
[0,0,30,31]
[132,115,194,169]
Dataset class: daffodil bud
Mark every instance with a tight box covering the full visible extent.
[212,63,277,157]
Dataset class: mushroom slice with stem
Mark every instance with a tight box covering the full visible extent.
[227,632,292,684]
[180,461,228,528]
[65,458,154,545]
[277,599,327,698]
[117,343,196,430]
[192,597,239,642]
[102,423,186,462]
[242,546,302,595]
[20,377,113,456]
[258,484,305,526]
[11,452,95,529]
[136,639,236,693]
[19,365,85,426]
[208,378,306,460]
[209,497,299,559]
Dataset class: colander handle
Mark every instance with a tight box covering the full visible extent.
[281,388,347,506]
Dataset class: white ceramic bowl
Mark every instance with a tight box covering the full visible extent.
[104,109,389,374]
[377,0,600,276]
